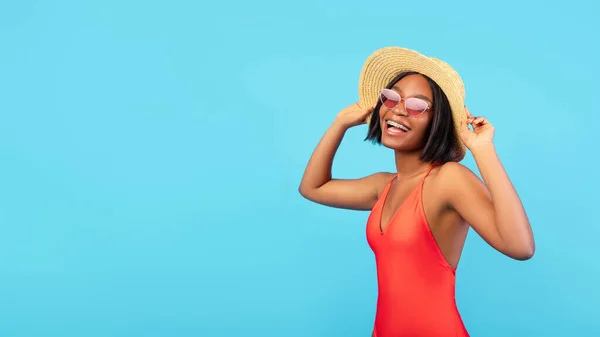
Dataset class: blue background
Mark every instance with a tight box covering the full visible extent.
[1,0,598,336]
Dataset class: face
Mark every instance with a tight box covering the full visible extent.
[379,74,434,151]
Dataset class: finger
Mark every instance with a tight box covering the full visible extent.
[365,105,376,116]
[473,116,487,125]
[460,119,471,133]
[364,103,375,113]
[464,105,474,119]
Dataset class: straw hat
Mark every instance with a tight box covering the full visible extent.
[357,46,468,160]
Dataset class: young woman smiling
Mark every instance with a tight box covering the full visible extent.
[299,47,535,337]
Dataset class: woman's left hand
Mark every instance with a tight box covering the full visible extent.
[460,106,495,150]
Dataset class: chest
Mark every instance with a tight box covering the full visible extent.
[368,175,445,242]
[379,181,422,233]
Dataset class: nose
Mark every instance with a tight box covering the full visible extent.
[392,103,408,117]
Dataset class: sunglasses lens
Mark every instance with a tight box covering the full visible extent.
[405,98,429,115]
[380,90,399,108]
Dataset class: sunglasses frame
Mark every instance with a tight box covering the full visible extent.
[379,88,431,117]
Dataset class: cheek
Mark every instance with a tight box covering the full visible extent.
[413,116,432,133]
[378,107,386,119]
[408,117,433,145]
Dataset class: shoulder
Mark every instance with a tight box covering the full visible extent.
[367,171,396,197]
[433,161,488,202]
[429,161,482,194]
[436,161,476,181]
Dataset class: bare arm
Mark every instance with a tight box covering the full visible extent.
[443,109,535,260]
[443,148,534,260]
[299,103,389,211]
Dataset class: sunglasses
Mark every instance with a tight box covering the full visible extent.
[379,88,431,116]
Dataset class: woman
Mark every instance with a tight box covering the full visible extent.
[298,47,535,337]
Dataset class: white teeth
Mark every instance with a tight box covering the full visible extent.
[387,120,409,131]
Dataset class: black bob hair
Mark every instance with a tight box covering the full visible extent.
[364,71,463,163]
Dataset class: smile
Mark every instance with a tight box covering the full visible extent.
[386,120,410,132]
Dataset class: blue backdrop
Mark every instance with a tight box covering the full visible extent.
[1,0,598,336]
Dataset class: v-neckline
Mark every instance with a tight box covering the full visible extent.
[378,176,422,234]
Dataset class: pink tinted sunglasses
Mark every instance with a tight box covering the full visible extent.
[379,88,431,116]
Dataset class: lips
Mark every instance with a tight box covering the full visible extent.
[385,119,410,132]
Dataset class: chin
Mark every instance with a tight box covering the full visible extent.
[381,134,422,153]
[381,137,409,151]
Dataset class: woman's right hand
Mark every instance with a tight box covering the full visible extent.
[335,103,376,129]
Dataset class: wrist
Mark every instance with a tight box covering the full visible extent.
[332,118,351,131]
[469,142,496,158]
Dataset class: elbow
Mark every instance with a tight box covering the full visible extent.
[513,249,534,261]
[299,179,324,200]
[498,221,535,261]
[510,243,536,261]
[518,232,536,260]
[298,185,308,198]
[298,184,313,200]
[524,243,536,260]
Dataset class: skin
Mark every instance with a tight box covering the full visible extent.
[298,74,535,269]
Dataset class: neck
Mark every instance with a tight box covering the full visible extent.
[393,150,434,180]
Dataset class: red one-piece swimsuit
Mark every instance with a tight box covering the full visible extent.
[366,165,470,337]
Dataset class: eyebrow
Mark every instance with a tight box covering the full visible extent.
[392,86,433,104]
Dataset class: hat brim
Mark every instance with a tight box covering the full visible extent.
[357,47,467,160]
